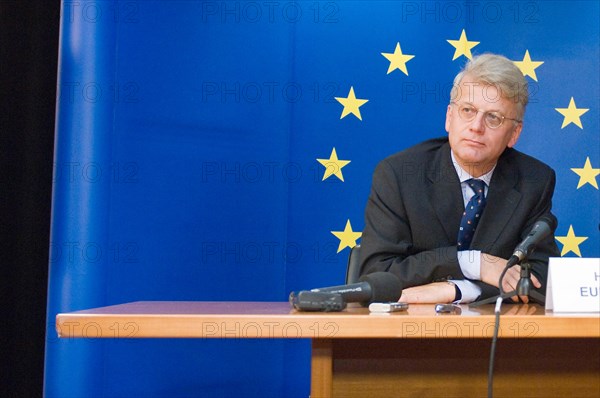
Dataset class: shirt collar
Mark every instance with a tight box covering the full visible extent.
[450,150,495,186]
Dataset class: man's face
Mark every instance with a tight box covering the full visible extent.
[445,74,522,176]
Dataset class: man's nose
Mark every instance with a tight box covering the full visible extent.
[469,111,486,132]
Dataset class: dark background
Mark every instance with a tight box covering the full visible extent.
[1,1,60,396]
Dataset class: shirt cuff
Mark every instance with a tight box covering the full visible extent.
[452,280,482,304]
[457,250,481,280]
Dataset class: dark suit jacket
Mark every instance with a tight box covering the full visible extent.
[359,137,560,300]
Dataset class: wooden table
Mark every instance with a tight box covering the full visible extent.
[56,301,600,397]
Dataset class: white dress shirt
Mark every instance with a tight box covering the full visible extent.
[450,151,496,303]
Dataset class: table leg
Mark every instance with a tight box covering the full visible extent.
[310,338,333,398]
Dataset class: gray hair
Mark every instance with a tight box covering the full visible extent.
[450,53,528,120]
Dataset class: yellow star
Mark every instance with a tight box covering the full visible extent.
[555,225,588,257]
[316,148,351,182]
[381,42,415,75]
[331,220,362,253]
[513,50,544,81]
[571,157,600,189]
[335,86,369,121]
[447,29,479,61]
[555,97,589,129]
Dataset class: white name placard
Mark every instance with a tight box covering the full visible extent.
[546,257,600,312]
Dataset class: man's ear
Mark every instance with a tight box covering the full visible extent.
[507,123,522,148]
[445,105,452,133]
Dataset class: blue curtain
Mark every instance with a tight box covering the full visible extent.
[45,1,599,397]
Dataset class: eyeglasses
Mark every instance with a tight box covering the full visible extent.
[451,102,521,129]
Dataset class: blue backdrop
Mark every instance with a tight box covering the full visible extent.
[45,1,599,397]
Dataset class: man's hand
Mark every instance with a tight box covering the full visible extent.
[480,253,541,303]
[398,282,456,303]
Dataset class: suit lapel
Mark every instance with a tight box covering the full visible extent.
[427,143,464,243]
[472,153,521,248]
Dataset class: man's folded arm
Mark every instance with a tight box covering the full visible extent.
[359,160,466,290]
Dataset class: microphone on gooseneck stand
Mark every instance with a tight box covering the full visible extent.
[471,213,559,309]
[506,214,558,267]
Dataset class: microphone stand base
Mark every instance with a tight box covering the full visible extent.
[469,290,545,308]
[470,261,545,308]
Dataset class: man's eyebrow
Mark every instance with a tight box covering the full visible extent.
[460,101,505,113]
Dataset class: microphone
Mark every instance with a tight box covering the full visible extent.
[506,214,558,267]
[310,272,402,305]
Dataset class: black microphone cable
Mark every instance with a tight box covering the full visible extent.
[487,264,511,398]
[486,214,556,396]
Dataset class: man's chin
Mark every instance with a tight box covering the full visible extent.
[455,148,485,165]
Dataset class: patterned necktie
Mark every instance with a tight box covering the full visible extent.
[457,179,487,251]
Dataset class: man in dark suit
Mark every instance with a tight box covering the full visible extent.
[359,53,560,304]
